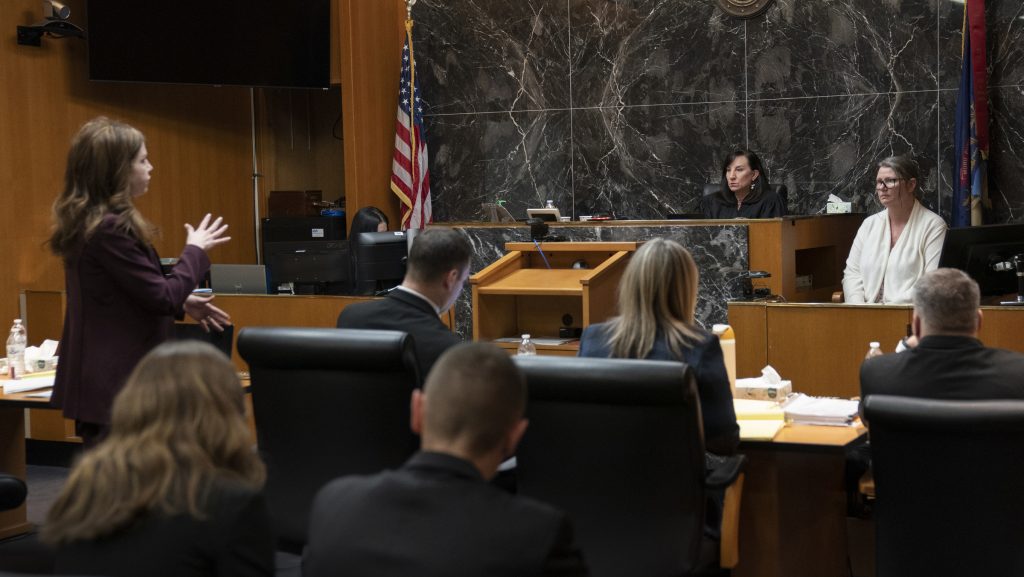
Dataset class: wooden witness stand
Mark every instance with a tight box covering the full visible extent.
[470,242,638,355]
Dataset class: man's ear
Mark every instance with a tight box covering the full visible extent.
[976,309,984,333]
[410,389,425,435]
[443,267,460,291]
[504,418,529,458]
[912,313,922,338]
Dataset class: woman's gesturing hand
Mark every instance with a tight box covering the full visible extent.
[185,214,231,252]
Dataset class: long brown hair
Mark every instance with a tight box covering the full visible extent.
[43,341,264,545]
[48,117,154,257]
[605,238,703,359]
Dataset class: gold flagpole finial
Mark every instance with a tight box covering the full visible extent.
[405,0,416,21]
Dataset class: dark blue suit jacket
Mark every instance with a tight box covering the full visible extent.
[578,323,739,455]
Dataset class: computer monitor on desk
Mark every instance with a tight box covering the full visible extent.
[353,231,408,295]
[939,223,1024,300]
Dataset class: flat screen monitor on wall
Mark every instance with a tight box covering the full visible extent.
[938,223,1024,297]
[86,0,330,89]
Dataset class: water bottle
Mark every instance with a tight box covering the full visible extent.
[864,341,883,361]
[6,319,27,379]
[545,199,555,209]
[517,333,537,356]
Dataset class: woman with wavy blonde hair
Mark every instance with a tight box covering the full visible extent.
[578,238,739,455]
[44,341,272,577]
[48,117,232,446]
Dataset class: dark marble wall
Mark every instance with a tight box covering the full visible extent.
[414,0,1024,224]
[451,223,749,339]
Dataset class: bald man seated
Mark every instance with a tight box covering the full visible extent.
[302,343,588,577]
[861,267,1024,403]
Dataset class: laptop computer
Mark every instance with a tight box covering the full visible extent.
[210,264,269,294]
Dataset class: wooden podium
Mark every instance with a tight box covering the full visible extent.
[470,242,638,355]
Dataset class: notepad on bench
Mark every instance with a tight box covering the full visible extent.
[733,399,786,440]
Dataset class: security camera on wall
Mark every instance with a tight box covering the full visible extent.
[16,0,85,47]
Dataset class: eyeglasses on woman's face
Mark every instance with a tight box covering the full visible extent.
[875,177,902,189]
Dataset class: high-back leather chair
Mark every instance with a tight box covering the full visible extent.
[237,327,421,552]
[512,356,742,577]
[864,395,1024,577]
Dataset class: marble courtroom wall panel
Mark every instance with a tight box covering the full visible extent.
[414,0,1024,223]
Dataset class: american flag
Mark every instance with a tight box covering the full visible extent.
[391,33,432,230]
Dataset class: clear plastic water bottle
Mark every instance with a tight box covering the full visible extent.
[865,341,883,361]
[517,333,537,356]
[6,319,27,379]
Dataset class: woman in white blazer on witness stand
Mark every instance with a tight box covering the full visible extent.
[842,155,947,304]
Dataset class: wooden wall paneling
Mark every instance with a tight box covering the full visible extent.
[1,0,256,326]
[978,306,1024,352]
[256,88,345,212]
[765,305,912,398]
[747,221,786,298]
[339,0,406,229]
[727,303,768,380]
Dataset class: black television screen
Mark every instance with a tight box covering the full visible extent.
[938,223,1024,297]
[354,231,408,295]
[86,0,330,89]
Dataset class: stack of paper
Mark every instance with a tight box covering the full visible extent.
[733,399,786,440]
[782,393,859,426]
[1,374,55,395]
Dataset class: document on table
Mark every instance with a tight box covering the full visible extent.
[782,393,860,426]
[1,374,55,395]
[738,419,785,440]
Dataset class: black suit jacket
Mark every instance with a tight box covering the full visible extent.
[860,335,1024,401]
[336,289,461,379]
[54,482,274,577]
[303,452,588,577]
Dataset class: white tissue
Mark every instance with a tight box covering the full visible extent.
[761,365,783,384]
[23,339,59,373]
[827,194,844,204]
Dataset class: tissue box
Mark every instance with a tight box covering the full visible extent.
[827,201,852,214]
[735,379,792,401]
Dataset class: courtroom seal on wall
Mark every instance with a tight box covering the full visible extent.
[716,0,774,18]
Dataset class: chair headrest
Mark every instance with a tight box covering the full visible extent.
[864,395,1024,432]
[237,327,417,374]
[512,356,694,405]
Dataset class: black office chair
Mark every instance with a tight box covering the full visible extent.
[512,356,744,577]
[0,474,26,512]
[864,395,1024,577]
[237,327,421,552]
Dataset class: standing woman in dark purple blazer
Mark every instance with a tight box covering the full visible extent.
[47,117,232,446]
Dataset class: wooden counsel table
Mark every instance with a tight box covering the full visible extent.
[736,423,867,577]
[19,291,447,443]
[0,387,49,539]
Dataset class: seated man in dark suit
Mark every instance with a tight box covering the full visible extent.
[337,227,470,378]
[861,267,1024,402]
[302,343,588,577]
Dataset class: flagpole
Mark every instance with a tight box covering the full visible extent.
[404,0,417,229]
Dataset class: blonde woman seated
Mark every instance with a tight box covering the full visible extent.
[43,341,273,577]
[578,238,739,455]
[842,155,947,304]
